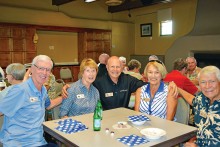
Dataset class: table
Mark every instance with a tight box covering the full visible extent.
[43,108,197,147]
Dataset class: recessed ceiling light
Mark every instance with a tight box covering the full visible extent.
[85,0,96,3]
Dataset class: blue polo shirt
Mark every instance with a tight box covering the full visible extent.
[60,79,99,117]
[193,92,220,146]
[0,78,51,147]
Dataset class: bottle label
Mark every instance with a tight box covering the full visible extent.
[94,119,101,128]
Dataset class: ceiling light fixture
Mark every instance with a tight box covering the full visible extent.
[85,0,96,3]
[105,0,123,6]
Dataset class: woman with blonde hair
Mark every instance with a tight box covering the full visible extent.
[135,60,177,120]
[59,58,100,118]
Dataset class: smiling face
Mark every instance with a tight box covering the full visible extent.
[82,66,97,86]
[186,57,197,71]
[199,73,220,101]
[146,64,162,86]
[106,56,122,83]
[31,60,52,90]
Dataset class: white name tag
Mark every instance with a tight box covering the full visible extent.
[29,97,38,102]
[77,94,85,99]
[105,92,113,97]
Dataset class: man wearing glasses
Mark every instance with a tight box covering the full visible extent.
[0,55,63,147]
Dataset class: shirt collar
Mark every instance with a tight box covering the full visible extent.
[145,81,165,93]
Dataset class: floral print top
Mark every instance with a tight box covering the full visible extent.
[193,92,220,147]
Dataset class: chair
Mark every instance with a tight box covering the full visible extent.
[175,98,190,125]
[60,67,73,83]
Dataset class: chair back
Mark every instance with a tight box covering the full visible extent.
[175,98,190,124]
[60,67,73,83]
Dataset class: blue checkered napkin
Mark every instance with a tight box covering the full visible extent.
[117,134,149,146]
[128,114,150,122]
[55,118,88,134]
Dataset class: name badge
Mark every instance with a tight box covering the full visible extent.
[30,97,38,102]
[143,97,150,102]
[77,94,85,99]
[105,92,113,97]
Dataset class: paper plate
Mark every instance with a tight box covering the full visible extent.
[140,128,166,139]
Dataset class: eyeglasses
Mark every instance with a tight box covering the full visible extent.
[200,80,217,86]
[33,64,51,72]
[149,60,163,65]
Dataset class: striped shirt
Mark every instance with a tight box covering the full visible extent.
[139,81,168,119]
[59,79,100,117]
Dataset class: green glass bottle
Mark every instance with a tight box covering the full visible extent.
[93,106,101,131]
[97,99,103,120]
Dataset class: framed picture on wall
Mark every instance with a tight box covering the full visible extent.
[140,23,152,37]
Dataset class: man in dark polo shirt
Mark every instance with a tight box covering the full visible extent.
[62,56,146,110]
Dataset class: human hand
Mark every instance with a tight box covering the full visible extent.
[62,84,70,98]
[23,68,31,82]
[168,81,178,98]
[184,142,198,147]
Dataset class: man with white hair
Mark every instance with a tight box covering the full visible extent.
[97,53,109,78]
[0,55,64,147]
[179,66,220,147]
[186,57,201,86]
[119,56,128,72]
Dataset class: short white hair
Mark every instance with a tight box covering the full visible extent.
[119,56,126,62]
[198,66,220,81]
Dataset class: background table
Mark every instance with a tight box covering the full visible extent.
[43,108,197,147]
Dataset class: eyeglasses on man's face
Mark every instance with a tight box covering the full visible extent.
[33,64,51,72]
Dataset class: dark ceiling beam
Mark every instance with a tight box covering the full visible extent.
[52,0,75,6]
[108,0,171,13]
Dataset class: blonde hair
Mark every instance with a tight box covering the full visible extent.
[144,61,167,79]
[79,58,98,77]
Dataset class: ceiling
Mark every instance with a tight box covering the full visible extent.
[52,0,174,13]
[0,0,174,22]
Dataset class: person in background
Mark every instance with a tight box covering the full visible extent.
[0,55,65,147]
[135,60,178,120]
[119,56,128,72]
[164,58,199,125]
[62,56,178,111]
[148,55,159,61]
[59,58,99,118]
[0,67,5,82]
[97,53,109,78]
[44,59,56,100]
[124,59,143,81]
[178,66,220,147]
[5,63,26,85]
[186,57,201,86]
[62,56,146,110]
[164,58,199,96]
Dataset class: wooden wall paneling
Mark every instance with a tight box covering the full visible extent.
[25,52,36,63]
[11,27,24,38]
[72,66,80,82]
[103,41,111,54]
[13,38,24,51]
[12,52,24,63]
[0,38,10,51]
[0,26,10,37]
[0,52,11,67]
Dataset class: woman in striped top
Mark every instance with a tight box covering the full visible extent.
[134,60,177,120]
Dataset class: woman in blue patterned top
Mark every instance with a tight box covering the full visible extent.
[59,58,99,118]
[134,60,177,120]
[179,66,220,147]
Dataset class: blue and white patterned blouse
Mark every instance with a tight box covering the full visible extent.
[139,81,168,119]
[193,92,220,147]
[59,79,100,117]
